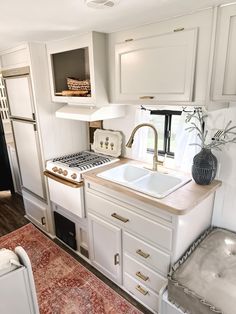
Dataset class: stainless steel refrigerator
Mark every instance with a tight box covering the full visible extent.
[2,67,46,200]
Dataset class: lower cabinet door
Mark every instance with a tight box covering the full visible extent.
[88,213,122,284]
[23,190,49,232]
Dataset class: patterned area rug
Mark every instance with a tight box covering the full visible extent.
[0,223,142,314]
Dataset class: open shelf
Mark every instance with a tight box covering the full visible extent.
[51,47,91,97]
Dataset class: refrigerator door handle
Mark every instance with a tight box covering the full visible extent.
[10,116,36,123]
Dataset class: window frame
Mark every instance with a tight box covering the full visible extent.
[147,109,181,157]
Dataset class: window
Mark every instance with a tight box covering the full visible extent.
[147,110,181,157]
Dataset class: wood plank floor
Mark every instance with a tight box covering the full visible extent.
[0,191,28,237]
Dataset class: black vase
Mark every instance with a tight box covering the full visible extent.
[192,148,217,185]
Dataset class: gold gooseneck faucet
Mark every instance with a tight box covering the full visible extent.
[126,123,159,171]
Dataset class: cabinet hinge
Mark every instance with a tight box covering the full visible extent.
[32,113,36,120]
[33,123,37,132]
[173,27,185,32]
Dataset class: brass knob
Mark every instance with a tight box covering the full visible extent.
[58,168,63,174]
[63,170,68,176]
[52,167,58,172]
[71,173,77,180]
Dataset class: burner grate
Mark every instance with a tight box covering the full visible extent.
[52,151,113,170]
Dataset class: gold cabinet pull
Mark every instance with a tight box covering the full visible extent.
[136,271,149,282]
[114,253,120,265]
[136,285,148,296]
[136,249,150,259]
[111,213,129,223]
[173,27,184,32]
[139,96,154,100]
[41,217,46,226]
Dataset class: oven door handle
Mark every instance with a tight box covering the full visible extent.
[43,171,83,188]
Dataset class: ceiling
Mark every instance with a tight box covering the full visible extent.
[0,0,233,51]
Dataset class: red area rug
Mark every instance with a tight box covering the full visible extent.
[0,223,142,314]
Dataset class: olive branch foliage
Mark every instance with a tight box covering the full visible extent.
[185,108,236,151]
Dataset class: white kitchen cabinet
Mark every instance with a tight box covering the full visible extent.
[212,3,236,101]
[0,44,30,70]
[88,213,122,284]
[85,179,216,313]
[47,32,108,106]
[115,28,198,103]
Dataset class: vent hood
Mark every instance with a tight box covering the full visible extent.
[55,104,126,122]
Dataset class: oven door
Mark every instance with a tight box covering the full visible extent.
[44,171,85,218]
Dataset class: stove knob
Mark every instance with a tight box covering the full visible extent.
[58,168,63,174]
[52,167,58,172]
[71,173,77,180]
[63,170,68,176]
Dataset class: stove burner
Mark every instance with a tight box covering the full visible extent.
[52,151,114,171]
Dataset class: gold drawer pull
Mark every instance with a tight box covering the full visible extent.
[136,271,149,282]
[139,96,154,100]
[111,213,129,223]
[136,285,149,296]
[136,249,150,259]
[174,27,184,32]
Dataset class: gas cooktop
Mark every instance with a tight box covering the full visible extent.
[46,151,119,182]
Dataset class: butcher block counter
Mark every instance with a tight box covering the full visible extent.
[82,158,221,216]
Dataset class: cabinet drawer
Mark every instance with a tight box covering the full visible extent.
[86,191,172,251]
[124,272,159,313]
[123,232,170,275]
[124,253,167,293]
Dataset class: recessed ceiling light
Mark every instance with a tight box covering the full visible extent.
[85,0,120,9]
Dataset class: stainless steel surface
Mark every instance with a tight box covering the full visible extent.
[126,123,159,171]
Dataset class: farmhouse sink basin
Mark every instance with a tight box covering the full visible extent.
[97,164,191,198]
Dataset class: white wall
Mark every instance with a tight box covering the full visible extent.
[103,105,137,159]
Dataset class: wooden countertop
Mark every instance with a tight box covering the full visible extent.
[82,159,222,215]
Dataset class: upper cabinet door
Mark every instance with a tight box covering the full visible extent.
[212,4,236,101]
[115,28,198,103]
[5,76,35,120]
